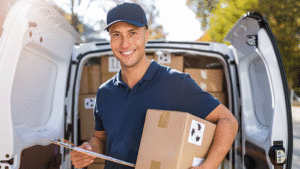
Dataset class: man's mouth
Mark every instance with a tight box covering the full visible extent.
[120,50,136,55]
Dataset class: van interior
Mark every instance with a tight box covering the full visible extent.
[76,50,229,168]
[16,50,229,169]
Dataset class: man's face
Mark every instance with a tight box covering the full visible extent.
[109,22,149,69]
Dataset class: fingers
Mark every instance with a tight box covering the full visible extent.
[81,142,92,151]
[71,152,95,168]
[69,141,96,168]
[70,150,95,168]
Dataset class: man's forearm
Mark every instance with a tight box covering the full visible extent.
[199,104,238,169]
[88,131,107,154]
[202,114,238,168]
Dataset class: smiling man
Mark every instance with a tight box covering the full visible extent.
[70,2,238,169]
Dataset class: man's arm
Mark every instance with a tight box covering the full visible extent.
[88,130,107,154]
[70,130,106,168]
[194,104,238,169]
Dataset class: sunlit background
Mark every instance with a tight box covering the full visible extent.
[0,0,300,168]
[51,0,203,41]
[0,0,299,91]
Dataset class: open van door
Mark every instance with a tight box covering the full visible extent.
[224,12,293,168]
[0,0,81,168]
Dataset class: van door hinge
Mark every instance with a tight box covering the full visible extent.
[269,141,287,165]
[0,156,14,165]
[246,35,257,46]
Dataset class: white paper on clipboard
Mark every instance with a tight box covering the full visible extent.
[42,139,135,167]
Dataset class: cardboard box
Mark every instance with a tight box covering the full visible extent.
[78,94,96,140]
[210,92,226,105]
[136,109,216,169]
[80,65,101,94]
[154,53,184,72]
[185,68,223,92]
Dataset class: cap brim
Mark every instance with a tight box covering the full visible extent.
[105,20,146,31]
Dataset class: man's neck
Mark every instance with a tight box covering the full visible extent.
[121,56,151,89]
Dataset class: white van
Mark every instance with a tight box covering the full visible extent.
[0,0,293,169]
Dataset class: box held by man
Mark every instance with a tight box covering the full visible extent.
[135,109,216,169]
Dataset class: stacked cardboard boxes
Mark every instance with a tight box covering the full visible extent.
[78,54,225,169]
[100,54,184,83]
[78,94,96,140]
[154,53,184,72]
[79,64,105,169]
[79,64,102,140]
[101,56,119,83]
[80,65,102,94]
[136,109,216,168]
[184,68,226,104]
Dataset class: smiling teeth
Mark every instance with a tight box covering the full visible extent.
[123,51,133,55]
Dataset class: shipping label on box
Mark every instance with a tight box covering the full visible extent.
[108,56,121,72]
[79,94,97,140]
[101,56,119,83]
[84,97,96,109]
[154,53,184,72]
[188,119,205,146]
[156,51,171,64]
[136,109,216,169]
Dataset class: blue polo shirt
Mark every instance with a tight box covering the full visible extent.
[94,60,220,169]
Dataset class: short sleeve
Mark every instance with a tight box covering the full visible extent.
[93,95,104,131]
[177,74,220,119]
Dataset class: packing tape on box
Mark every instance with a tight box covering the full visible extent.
[150,160,161,169]
[158,111,170,128]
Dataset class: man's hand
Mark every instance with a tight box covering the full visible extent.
[69,141,96,168]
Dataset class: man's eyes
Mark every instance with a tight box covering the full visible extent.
[111,32,137,37]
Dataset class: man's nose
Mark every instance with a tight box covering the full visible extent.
[121,36,130,49]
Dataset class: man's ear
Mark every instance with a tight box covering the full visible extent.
[144,28,149,43]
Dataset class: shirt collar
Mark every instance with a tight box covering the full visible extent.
[142,60,160,81]
[114,69,125,86]
[113,60,160,86]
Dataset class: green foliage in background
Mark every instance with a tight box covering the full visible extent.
[250,0,300,89]
[207,0,258,44]
[187,0,300,88]
[186,0,219,30]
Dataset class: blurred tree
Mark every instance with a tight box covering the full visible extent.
[249,0,300,89]
[109,0,168,39]
[206,0,258,43]
[188,0,300,88]
[52,0,106,41]
[186,0,219,30]
[69,0,97,35]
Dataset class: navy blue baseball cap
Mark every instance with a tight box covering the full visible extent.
[105,2,148,31]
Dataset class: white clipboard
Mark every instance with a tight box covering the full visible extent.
[42,139,135,168]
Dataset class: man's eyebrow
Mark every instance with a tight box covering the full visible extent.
[110,30,120,34]
[128,28,139,32]
[109,28,139,35]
